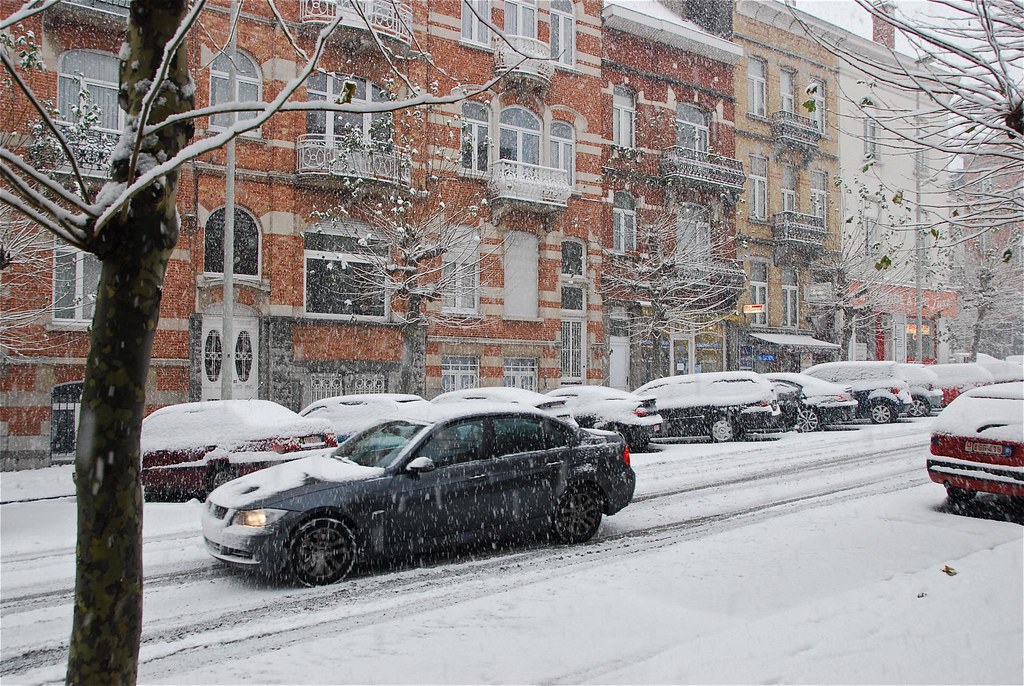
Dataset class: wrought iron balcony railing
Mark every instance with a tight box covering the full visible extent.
[56,123,119,173]
[488,159,570,210]
[299,0,413,46]
[677,258,747,290]
[58,0,129,17]
[296,134,411,186]
[771,211,828,246]
[492,35,555,87]
[770,110,822,148]
[660,146,746,193]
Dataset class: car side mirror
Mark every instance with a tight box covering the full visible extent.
[405,456,436,474]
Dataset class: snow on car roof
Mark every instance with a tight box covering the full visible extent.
[895,363,940,386]
[634,372,772,408]
[927,363,995,385]
[974,354,1024,383]
[299,394,433,437]
[547,386,647,401]
[932,382,1023,443]
[300,394,426,414]
[764,373,849,397]
[964,381,1024,401]
[432,387,551,405]
[141,399,334,453]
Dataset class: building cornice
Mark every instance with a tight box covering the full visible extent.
[602,2,744,66]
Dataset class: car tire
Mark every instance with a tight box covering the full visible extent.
[552,484,604,544]
[909,398,930,417]
[946,486,976,506]
[710,416,736,442]
[795,406,820,433]
[289,516,357,587]
[869,402,894,424]
[205,466,237,495]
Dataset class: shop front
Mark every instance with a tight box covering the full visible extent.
[739,331,840,372]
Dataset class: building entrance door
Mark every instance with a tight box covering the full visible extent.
[200,312,259,400]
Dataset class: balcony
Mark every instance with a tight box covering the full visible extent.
[770,111,822,148]
[46,0,128,29]
[296,134,411,186]
[487,159,570,212]
[678,259,747,291]
[492,35,555,91]
[55,123,119,175]
[772,211,827,249]
[299,0,413,47]
[660,146,746,194]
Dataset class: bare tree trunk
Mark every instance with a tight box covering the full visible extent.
[67,1,193,682]
[398,294,426,395]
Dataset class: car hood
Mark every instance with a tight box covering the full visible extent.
[208,451,385,509]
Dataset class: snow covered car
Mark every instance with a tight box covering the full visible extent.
[633,371,781,442]
[764,373,858,432]
[545,386,662,451]
[431,386,576,424]
[928,363,994,406]
[895,363,944,417]
[202,404,635,586]
[802,361,914,424]
[927,382,1024,504]
[975,353,1024,384]
[141,400,336,501]
[299,393,432,443]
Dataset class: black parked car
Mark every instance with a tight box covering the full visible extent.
[202,404,636,586]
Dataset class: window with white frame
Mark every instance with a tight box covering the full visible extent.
[863,205,879,256]
[460,102,490,173]
[782,267,799,329]
[58,50,122,132]
[441,355,479,393]
[676,104,709,153]
[503,357,537,391]
[498,106,541,164]
[747,58,767,117]
[807,80,825,130]
[461,0,490,45]
[307,74,390,149]
[749,155,768,220]
[749,262,768,326]
[676,204,711,262]
[550,0,575,67]
[504,0,536,38]
[560,320,583,382]
[441,228,480,314]
[53,245,101,322]
[204,207,261,276]
[612,191,636,252]
[504,230,539,318]
[781,164,797,212]
[209,50,262,128]
[303,227,386,318]
[811,171,827,226]
[612,86,635,148]
[863,117,879,159]
[549,120,575,187]
[780,69,795,114]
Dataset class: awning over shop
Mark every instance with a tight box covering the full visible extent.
[750,333,840,349]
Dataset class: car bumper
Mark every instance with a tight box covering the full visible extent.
[927,457,1024,497]
[816,405,856,424]
[201,502,293,574]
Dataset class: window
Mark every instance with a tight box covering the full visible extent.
[58,51,122,131]
[504,0,536,38]
[561,240,583,276]
[782,267,799,329]
[204,207,260,276]
[749,155,768,220]
[864,118,878,159]
[53,245,100,322]
[811,171,827,226]
[503,357,537,391]
[613,86,635,148]
[560,320,583,381]
[549,121,575,187]
[676,204,711,261]
[550,0,575,67]
[612,191,636,252]
[864,206,879,256]
[462,0,490,44]
[209,50,261,128]
[498,106,540,165]
[418,418,484,467]
[441,355,479,393]
[303,227,386,318]
[504,231,539,317]
[747,58,767,117]
[460,102,490,173]
[781,164,797,213]
[561,285,584,310]
[749,262,768,326]
[780,70,795,114]
[491,415,546,456]
[807,80,825,131]
[676,104,709,153]
[307,74,390,148]
[441,229,480,314]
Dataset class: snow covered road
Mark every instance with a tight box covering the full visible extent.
[2,419,1021,684]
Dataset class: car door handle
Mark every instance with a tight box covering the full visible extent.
[469,474,487,481]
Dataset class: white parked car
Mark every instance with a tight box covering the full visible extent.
[546,386,662,451]
[431,387,576,424]
[300,394,432,442]
[802,361,914,424]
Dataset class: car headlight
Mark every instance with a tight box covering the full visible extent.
[231,508,289,528]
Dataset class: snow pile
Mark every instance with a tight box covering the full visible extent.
[932,382,1024,442]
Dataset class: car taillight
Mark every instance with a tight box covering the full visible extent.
[634,408,648,418]
[759,400,771,407]
[623,445,631,466]
[890,387,902,396]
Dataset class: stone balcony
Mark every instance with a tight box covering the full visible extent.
[296,134,411,186]
[492,35,555,91]
[487,159,570,213]
[771,211,828,250]
[46,0,128,29]
[770,111,822,148]
[660,146,746,194]
[298,0,413,46]
[677,258,748,292]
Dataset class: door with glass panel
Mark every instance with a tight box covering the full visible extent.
[200,314,259,400]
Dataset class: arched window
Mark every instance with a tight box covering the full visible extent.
[550,0,575,67]
[612,191,636,252]
[209,50,262,128]
[498,107,540,165]
[676,104,709,153]
[549,120,575,187]
[58,50,122,131]
[461,102,490,173]
[307,74,391,149]
[203,207,260,276]
[676,204,711,261]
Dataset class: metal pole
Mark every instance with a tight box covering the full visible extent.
[220,0,238,400]
[914,100,924,363]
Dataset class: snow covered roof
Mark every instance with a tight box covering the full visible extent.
[751,333,840,349]
[602,0,743,65]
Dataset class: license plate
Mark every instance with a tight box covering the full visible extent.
[299,435,322,446]
[965,440,1005,456]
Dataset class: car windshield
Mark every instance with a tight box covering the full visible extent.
[332,420,427,468]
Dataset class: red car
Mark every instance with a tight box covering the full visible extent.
[928,363,994,406]
[141,399,336,501]
[928,382,1024,504]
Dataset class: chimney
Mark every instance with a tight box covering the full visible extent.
[872,2,895,49]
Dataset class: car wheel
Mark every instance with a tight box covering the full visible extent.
[710,416,736,442]
[795,406,820,433]
[869,402,894,424]
[205,466,237,495]
[289,517,357,587]
[946,486,976,506]
[909,398,930,417]
[552,484,604,544]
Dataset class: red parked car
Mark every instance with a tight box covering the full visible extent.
[928,363,994,406]
[141,399,336,501]
[928,382,1024,504]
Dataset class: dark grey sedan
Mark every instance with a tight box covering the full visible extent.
[202,405,636,586]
